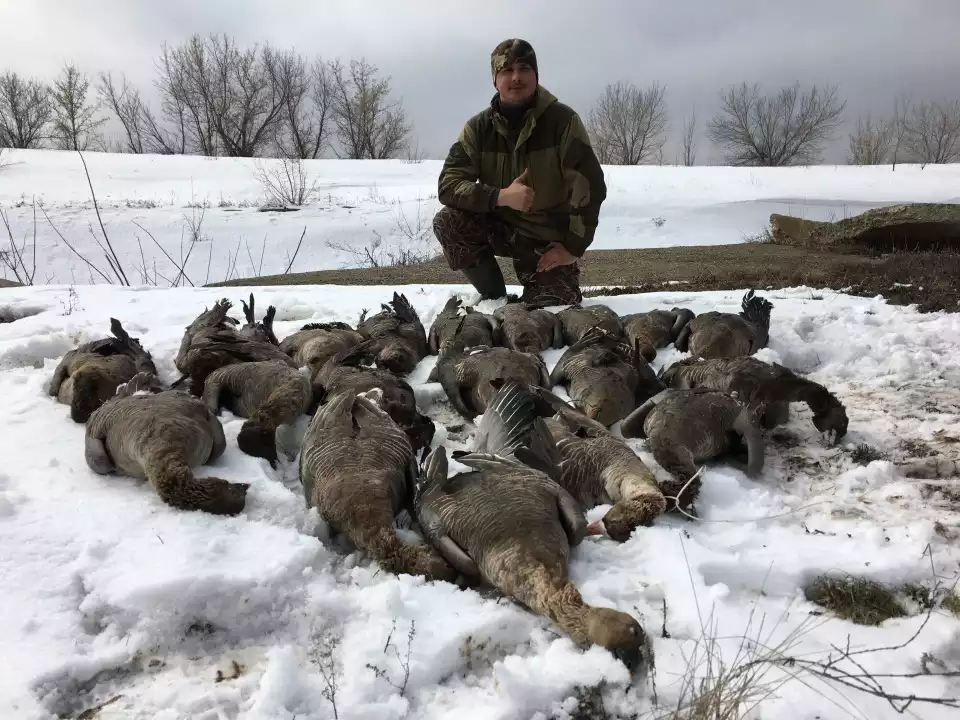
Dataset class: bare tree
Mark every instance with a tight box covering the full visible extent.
[98,71,186,155]
[276,55,332,159]
[847,113,892,165]
[903,97,960,166]
[889,93,911,171]
[50,64,107,151]
[155,34,295,157]
[706,82,846,166]
[328,57,411,159]
[586,80,668,165]
[681,107,697,166]
[100,40,414,161]
[0,71,52,149]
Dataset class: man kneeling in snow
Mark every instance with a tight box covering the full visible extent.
[432,38,607,308]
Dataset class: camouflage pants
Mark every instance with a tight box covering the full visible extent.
[432,206,582,307]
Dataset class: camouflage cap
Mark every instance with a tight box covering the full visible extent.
[491,39,538,80]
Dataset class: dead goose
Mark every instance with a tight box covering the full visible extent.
[49,318,158,423]
[675,290,773,359]
[660,356,849,440]
[353,292,429,376]
[527,387,667,542]
[299,387,455,582]
[415,379,648,672]
[238,293,280,346]
[492,300,563,353]
[202,359,313,466]
[556,303,623,345]
[620,387,765,511]
[427,296,501,354]
[278,321,364,378]
[314,345,435,453]
[549,326,665,427]
[429,334,550,421]
[173,298,297,396]
[84,372,249,515]
[620,308,696,362]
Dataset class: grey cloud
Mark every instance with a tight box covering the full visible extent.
[3,0,959,163]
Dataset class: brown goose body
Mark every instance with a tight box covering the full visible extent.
[620,308,696,362]
[620,387,764,511]
[427,296,501,354]
[298,388,454,582]
[354,292,429,375]
[84,373,248,515]
[314,353,435,454]
[49,318,158,423]
[415,380,648,674]
[279,322,364,378]
[174,298,297,396]
[432,344,550,421]
[550,328,665,427]
[556,304,623,345]
[492,301,563,353]
[202,360,313,465]
[529,388,667,542]
[675,290,773,359]
[660,356,848,440]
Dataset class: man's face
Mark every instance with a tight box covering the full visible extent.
[495,61,537,105]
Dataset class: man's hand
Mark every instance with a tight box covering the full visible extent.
[497,168,535,212]
[537,243,578,272]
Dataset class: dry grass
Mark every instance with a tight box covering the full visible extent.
[943,592,960,616]
[653,611,809,720]
[803,575,907,626]
[212,244,960,314]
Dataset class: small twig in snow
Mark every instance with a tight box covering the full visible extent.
[39,203,114,284]
[283,226,307,274]
[132,220,195,288]
[77,150,129,285]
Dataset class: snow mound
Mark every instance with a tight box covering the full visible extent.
[0,282,958,720]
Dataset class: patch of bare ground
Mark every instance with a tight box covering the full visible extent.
[213,244,960,313]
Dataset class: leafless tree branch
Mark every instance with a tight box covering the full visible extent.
[707,82,846,166]
[328,57,411,159]
[50,63,107,151]
[848,113,892,165]
[587,80,668,165]
[903,97,960,166]
[682,107,697,166]
[0,71,52,149]
[253,156,318,205]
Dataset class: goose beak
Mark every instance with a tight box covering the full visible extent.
[586,520,606,536]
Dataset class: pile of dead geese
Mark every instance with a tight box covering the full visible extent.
[47,289,849,674]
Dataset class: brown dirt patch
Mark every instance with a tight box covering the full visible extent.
[770,202,960,255]
[212,243,960,314]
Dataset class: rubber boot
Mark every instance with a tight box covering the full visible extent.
[460,255,507,300]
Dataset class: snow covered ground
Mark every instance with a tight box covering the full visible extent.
[1,280,959,719]
[2,149,960,286]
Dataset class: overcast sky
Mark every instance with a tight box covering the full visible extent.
[2,0,959,163]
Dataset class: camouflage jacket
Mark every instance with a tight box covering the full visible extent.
[437,86,606,257]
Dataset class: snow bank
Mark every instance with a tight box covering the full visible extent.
[1,149,959,286]
[0,282,958,718]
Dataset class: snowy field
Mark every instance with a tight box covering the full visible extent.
[2,149,960,285]
[1,279,959,719]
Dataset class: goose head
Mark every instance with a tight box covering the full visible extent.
[585,607,648,674]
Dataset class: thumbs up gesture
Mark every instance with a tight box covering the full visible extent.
[497,168,535,212]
